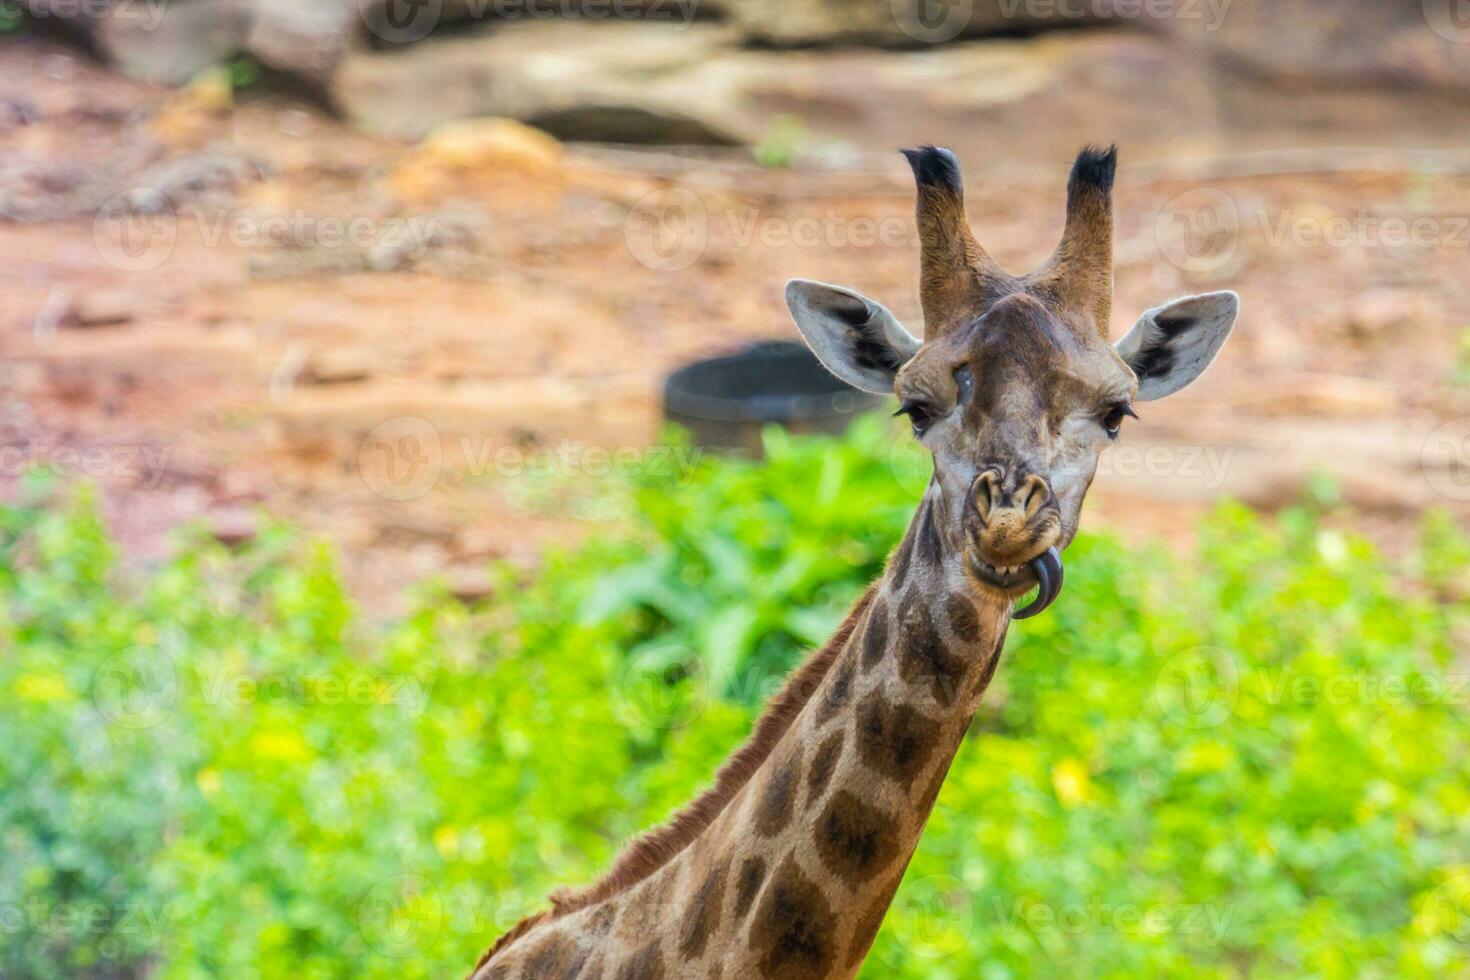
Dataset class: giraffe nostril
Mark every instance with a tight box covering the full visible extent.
[973,470,1001,522]
[1019,474,1053,521]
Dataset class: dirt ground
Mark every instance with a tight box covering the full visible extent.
[3,38,1470,608]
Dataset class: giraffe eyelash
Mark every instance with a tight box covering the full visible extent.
[1100,401,1138,439]
[894,399,937,437]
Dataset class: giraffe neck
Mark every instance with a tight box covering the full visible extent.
[708,489,1010,978]
[473,489,1011,980]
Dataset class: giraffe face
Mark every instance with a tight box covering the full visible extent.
[888,290,1131,605]
[787,145,1238,617]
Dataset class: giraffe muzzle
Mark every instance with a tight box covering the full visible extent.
[964,542,1065,618]
[965,468,1064,617]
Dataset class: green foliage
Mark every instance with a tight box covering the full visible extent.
[753,115,811,169]
[2,419,1469,978]
[0,2,24,34]
[1447,329,1470,389]
[226,55,261,92]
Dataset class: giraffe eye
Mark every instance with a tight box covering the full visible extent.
[1100,402,1137,440]
[895,399,936,438]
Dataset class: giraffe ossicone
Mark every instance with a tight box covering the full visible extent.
[471,143,1239,980]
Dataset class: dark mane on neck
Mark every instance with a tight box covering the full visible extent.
[473,584,878,972]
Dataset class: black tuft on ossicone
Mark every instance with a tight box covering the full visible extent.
[901,145,963,194]
[1068,144,1117,194]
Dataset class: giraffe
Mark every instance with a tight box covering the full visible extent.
[470,144,1239,980]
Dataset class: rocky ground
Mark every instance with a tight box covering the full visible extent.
[3,31,1470,608]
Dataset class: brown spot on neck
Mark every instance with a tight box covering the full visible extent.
[815,652,856,726]
[896,590,966,707]
[755,744,803,837]
[946,594,981,643]
[913,499,944,568]
[805,729,845,806]
[812,790,904,887]
[733,856,768,922]
[860,597,889,673]
[613,940,665,980]
[678,858,730,960]
[855,692,941,791]
[750,856,837,980]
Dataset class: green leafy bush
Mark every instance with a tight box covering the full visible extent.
[2,419,1469,978]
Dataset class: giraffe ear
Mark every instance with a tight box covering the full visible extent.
[785,279,921,394]
[1115,291,1238,401]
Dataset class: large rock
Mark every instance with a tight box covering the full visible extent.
[19,0,1470,150]
[331,20,758,143]
[334,22,1470,164]
[92,0,250,85]
[1148,0,1470,94]
[23,0,357,88]
[23,0,1470,99]
[350,0,1100,47]
[243,0,360,86]
[719,0,1101,46]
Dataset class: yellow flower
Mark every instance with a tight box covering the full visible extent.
[1051,757,1093,808]
[15,672,70,703]
[249,730,312,763]
[433,826,461,858]
[196,768,222,798]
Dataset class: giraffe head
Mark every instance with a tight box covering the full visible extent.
[787,145,1237,618]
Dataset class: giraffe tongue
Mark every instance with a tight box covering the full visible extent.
[1012,546,1063,620]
